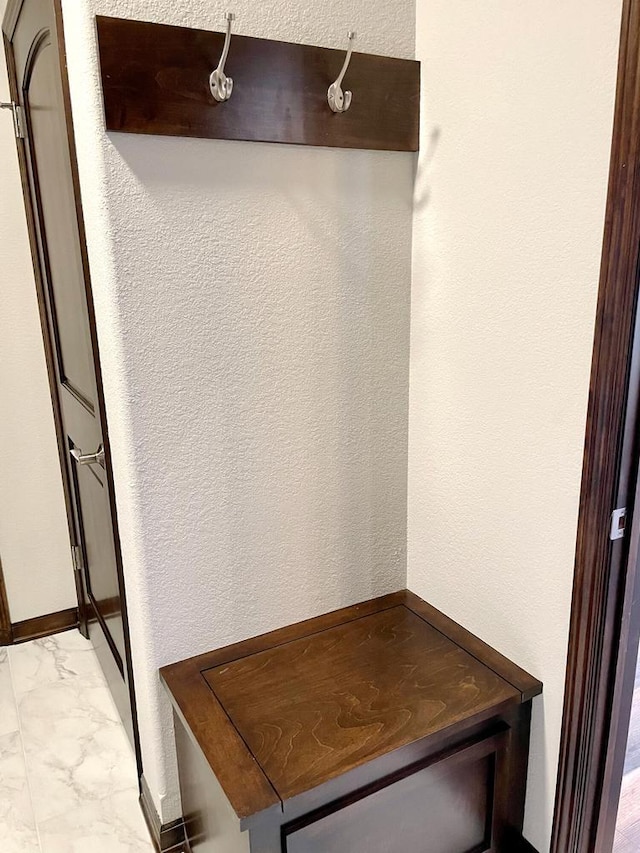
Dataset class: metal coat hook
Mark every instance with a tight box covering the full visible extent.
[210,12,235,102]
[328,31,356,113]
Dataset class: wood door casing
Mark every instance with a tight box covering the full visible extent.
[0,559,12,645]
[550,1,640,850]
[2,0,140,764]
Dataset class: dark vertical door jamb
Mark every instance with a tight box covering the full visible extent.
[551,0,640,849]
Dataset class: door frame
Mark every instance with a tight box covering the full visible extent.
[4,0,639,847]
[2,8,87,641]
[551,0,640,849]
[2,0,142,776]
[0,559,11,645]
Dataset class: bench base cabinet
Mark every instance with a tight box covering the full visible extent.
[284,734,502,853]
[161,591,542,853]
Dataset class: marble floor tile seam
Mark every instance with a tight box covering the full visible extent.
[15,677,140,825]
[7,632,110,700]
[7,650,44,852]
[19,732,44,853]
[0,648,20,738]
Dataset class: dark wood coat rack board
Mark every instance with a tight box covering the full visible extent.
[95,16,420,152]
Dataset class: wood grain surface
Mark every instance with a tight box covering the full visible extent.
[161,590,540,826]
[160,593,409,821]
[95,16,420,152]
[10,607,78,644]
[204,605,519,800]
[402,591,542,702]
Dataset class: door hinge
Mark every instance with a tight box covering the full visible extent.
[0,101,25,139]
[71,545,83,573]
[610,507,627,541]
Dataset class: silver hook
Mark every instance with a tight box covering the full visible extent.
[328,31,356,113]
[210,12,235,102]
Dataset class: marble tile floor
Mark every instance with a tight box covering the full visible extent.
[0,630,154,852]
[614,651,640,851]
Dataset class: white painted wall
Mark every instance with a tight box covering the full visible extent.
[408,1,622,849]
[0,33,76,623]
[61,0,415,821]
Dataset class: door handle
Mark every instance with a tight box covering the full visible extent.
[70,444,105,467]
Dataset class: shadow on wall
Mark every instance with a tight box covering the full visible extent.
[414,126,440,211]
[527,695,550,840]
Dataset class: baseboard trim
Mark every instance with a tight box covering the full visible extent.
[10,607,78,645]
[140,774,186,852]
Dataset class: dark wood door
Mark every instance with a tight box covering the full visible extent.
[3,0,139,755]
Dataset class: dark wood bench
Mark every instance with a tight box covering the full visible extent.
[161,590,541,852]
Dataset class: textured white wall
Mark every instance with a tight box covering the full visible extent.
[0,34,76,623]
[409,1,622,849]
[61,0,415,821]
